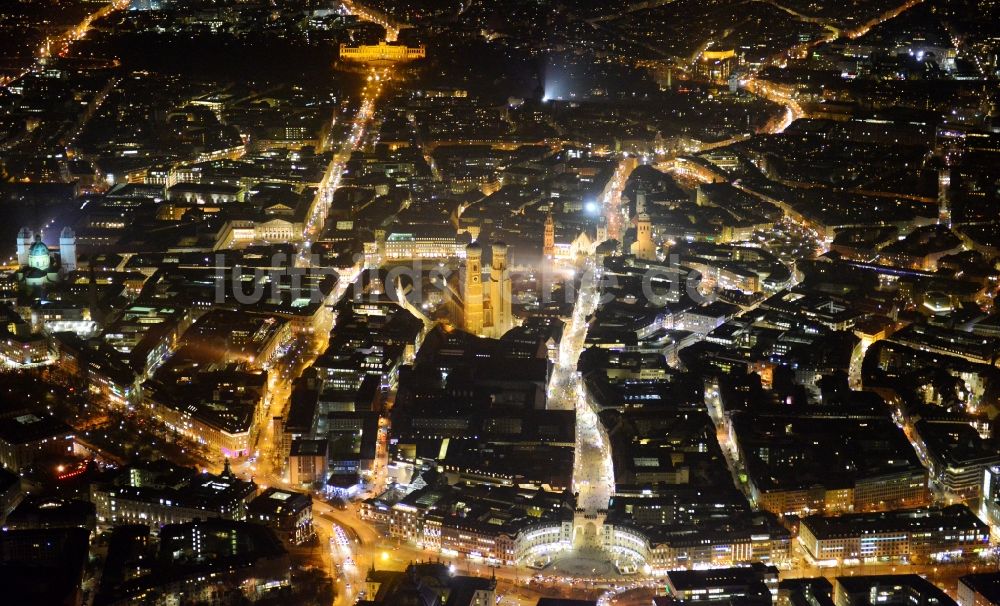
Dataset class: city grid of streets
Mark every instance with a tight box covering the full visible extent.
[291,0,994,601]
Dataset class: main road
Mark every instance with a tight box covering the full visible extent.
[547,157,633,515]
[297,68,388,267]
[224,12,394,606]
[242,52,390,482]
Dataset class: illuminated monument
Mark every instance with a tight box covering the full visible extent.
[339,41,425,64]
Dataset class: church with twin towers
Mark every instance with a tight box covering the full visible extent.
[15,225,77,288]
[461,240,513,339]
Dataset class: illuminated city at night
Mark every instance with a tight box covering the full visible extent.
[0,0,1000,605]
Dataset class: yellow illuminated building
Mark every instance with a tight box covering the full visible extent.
[698,48,737,82]
[543,213,555,258]
[487,242,513,338]
[631,214,657,261]
[702,49,736,61]
[339,41,425,63]
[462,242,484,335]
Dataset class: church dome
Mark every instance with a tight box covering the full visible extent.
[27,237,51,271]
[29,240,49,257]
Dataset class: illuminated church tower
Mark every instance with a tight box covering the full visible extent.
[631,213,656,260]
[374,228,386,264]
[463,241,484,335]
[635,187,647,216]
[543,213,555,258]
[59,227,77,272]
[16,227,33,266]
[489,242,513,338]
[938,168,951,226]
